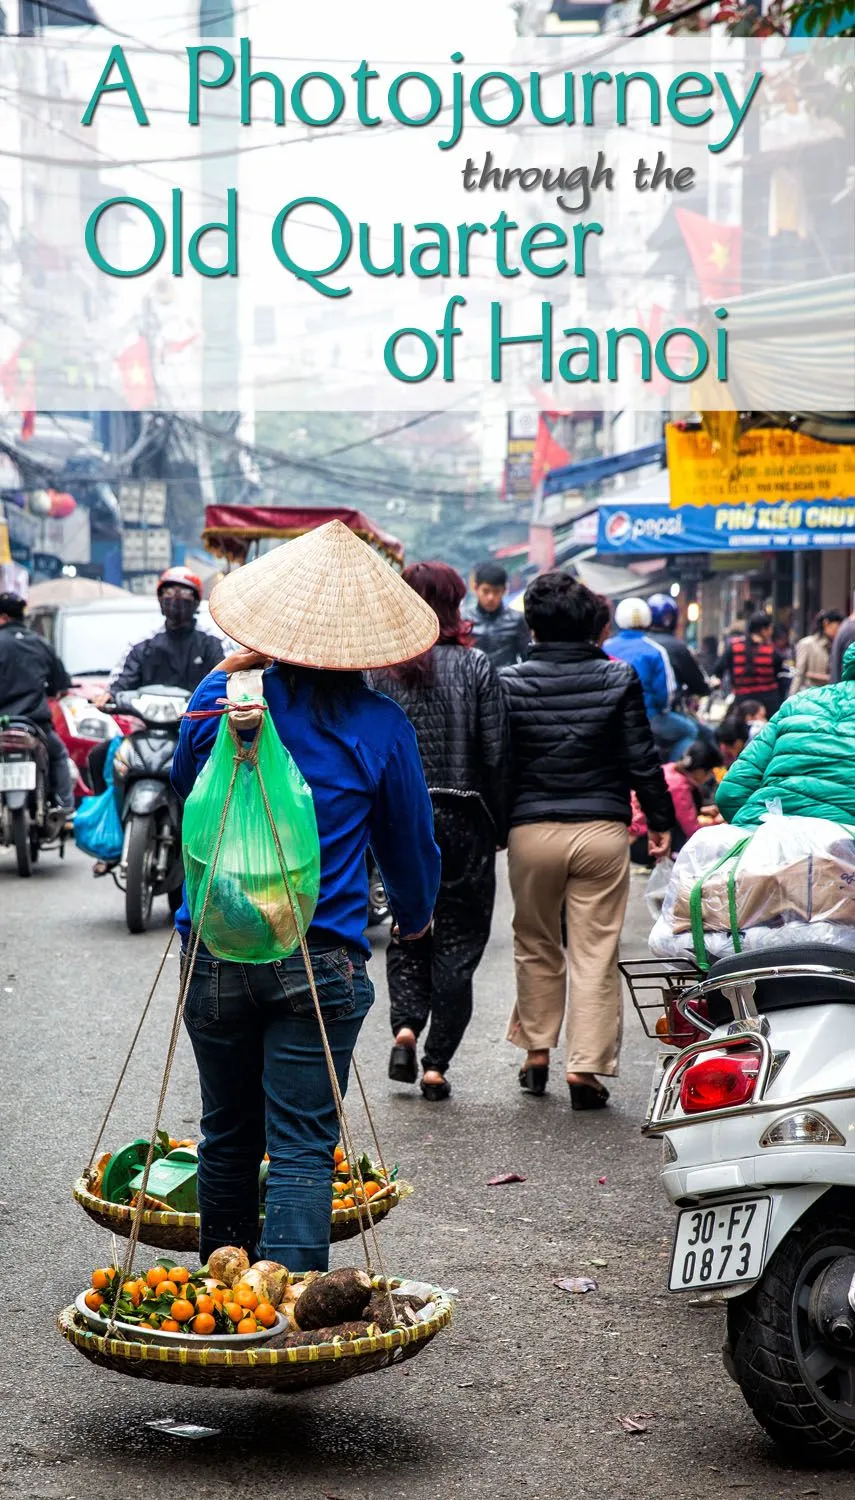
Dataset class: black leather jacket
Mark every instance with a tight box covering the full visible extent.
[501,641,674,831]
[372,644,509,842]
[0,620,71,726]
[461,600,531,669]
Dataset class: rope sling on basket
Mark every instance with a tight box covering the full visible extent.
[60,678,446,1392]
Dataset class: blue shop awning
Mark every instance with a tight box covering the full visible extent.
[544,442,665,497]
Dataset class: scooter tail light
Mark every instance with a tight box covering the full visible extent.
[679,1046,763,1114]
[656,994,709,1047]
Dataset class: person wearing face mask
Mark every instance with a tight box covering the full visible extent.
[104,568,224,698]
[87,570,224,864]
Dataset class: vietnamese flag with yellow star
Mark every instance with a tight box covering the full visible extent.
[116,334,155,409]
[675,209,742,303]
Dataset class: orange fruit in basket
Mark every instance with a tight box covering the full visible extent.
[235,1286,258,1311]
[255,1302,277,1328]
[337,1179,353,1193]
[160,1319,181,1332]
[191,1313,217,1337]
[168,1138,179,1151]
[171,1299,194,1323]
[333,1145,345,1166]
[210,1287,225,1307]
[84,1291,104,1312]
[157,1280,178,1300]
[171,1266,190,1285]
[91,1268,110,1291]
[364,1180,381,1199]
[146,1267,168,1289]
[195,1295,215,1316]
[122,1280,142,1307]
[237,1317,258,1334]
[224,1301,242,1323]
[340,1196,356,1210]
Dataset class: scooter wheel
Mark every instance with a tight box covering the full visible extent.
[11,807,32,878]
[728,1190,855,1462]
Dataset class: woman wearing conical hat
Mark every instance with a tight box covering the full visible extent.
[171,522,441,1274]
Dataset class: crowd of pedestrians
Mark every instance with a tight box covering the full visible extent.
[366,563,853,1110]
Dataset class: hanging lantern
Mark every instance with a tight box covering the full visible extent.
[28,489,52,517]
[47,490,77,519]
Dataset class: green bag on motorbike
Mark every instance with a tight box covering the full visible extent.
[181,710,320,964]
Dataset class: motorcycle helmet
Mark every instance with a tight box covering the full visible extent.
[157,566,202,601]
[614,597,652,631]
[647,592,678,631]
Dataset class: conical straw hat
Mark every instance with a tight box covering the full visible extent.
[209,520,439,670]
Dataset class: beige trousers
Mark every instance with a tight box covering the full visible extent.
[506,820,630,1077]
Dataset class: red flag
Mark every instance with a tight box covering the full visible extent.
[116,335,155,409]
[675,209,742,301]
[531,413,571,490]
[163,331,198,357]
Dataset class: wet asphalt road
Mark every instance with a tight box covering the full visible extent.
[0,844,851,1500]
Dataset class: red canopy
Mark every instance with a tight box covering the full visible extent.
[202,505,405,568]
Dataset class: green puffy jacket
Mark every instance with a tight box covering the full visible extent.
[716,641,855,828]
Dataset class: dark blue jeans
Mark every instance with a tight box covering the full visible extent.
[181,945,374,1273]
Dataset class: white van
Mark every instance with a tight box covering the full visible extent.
[29,595,227,680]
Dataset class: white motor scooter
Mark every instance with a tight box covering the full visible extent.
[623,946,855,1463]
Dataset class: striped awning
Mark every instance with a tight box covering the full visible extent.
[721,274,855,417]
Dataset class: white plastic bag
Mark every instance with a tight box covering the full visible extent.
[645,858,675,922]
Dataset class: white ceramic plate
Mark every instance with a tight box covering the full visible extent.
[74,1292,286,1348]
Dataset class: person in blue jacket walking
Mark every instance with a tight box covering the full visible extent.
[607,598,696,760]
[171,521,442,1274]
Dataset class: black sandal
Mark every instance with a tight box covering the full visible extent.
[388,1044,417,1084]
[518,1065,548,1096]
[568,1082,610,1111]
[420,1078,451,1101]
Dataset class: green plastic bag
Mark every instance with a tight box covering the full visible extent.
[182,712,320,963]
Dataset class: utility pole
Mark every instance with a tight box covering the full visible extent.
[197,0,238,508]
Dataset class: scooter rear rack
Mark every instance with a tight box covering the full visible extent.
[619,957,703,1041]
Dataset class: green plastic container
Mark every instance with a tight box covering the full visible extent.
[129,1149,200,1213]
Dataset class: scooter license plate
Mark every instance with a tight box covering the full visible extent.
[669,1197,771,1291]
[0,761,36,792]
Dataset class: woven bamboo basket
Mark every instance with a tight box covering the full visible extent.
[57,1277,453,1392]
[72,1176,407,1252]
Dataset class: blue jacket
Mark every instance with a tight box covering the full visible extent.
[606,630,673,719]
[172,666,441,957]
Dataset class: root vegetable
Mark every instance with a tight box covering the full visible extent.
[245,1260,290,1305]
[293,1268,373,1331]
[364,1289,423,1332]
[272,1320,379,1348]
[207,1246,250,1287]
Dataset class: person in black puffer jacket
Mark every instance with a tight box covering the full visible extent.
[501,572,673,1111]
[373,561,509,1101]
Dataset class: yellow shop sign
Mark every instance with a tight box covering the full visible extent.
[666,425,855,510]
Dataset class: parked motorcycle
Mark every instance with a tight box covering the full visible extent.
[0,715,69,876]
[108,685,188,933]
[625,947,855,1462]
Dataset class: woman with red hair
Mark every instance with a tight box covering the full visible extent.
[373,561,509,1100]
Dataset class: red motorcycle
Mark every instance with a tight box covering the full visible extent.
[48,685,135,804]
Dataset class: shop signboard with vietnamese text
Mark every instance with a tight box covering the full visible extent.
[598,497,855,556]
[666,426,855,510]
